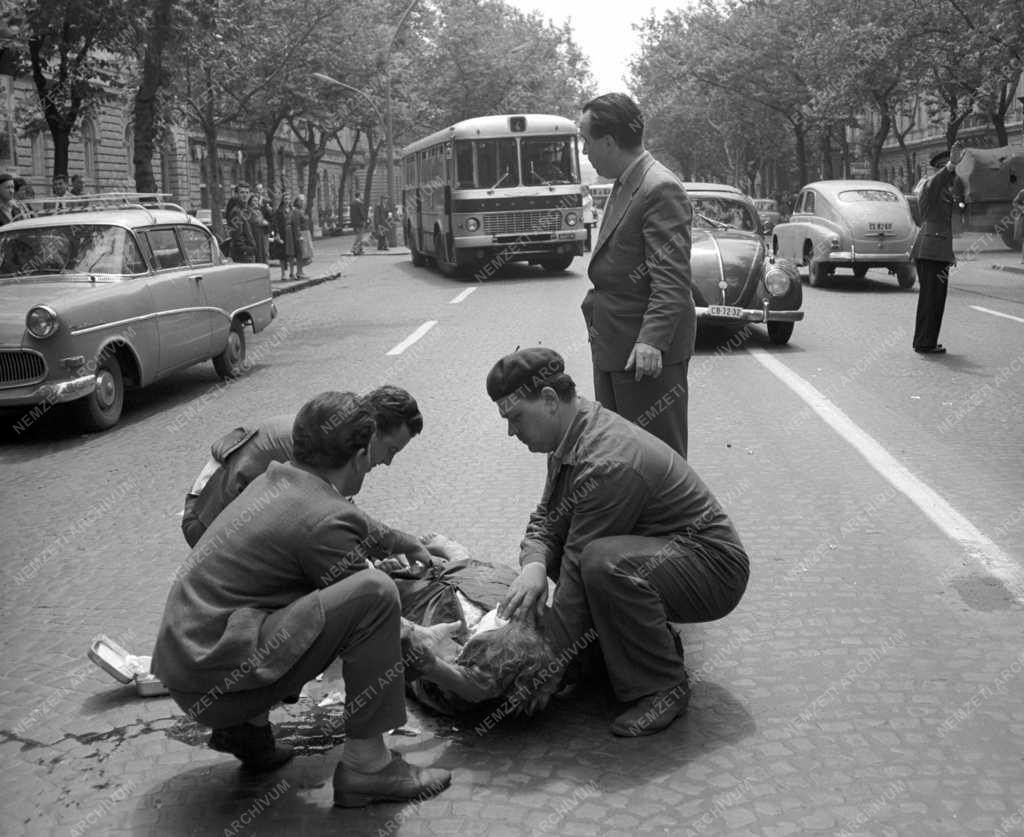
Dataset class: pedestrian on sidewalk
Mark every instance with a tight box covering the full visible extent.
[293,194,312,278]
[487,347,749,738]
[152,391,452,806]
[270,191,294,279]
[350,192,367,255]
[375,196,391,251]
[226,183,256,263]
[911,141,966,355]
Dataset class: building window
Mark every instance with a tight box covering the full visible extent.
[31,131,45,176]
[82,119,97,179]
[124,123,135,180]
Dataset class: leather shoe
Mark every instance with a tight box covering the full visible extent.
[209,722,294,771]
[609,676,691,737]
[333,753,452,807]
[914,345,946,354]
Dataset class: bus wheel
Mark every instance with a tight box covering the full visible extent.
[540,253,574,272]
[408,227,427,266]
[433,231,457,278]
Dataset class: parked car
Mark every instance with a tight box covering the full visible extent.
[752,198,782,232]
[0,201,276,432]
[687,183,804,345]
[772,180,918,288]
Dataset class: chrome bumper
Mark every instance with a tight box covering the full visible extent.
[0,374,96,407]
[695,306,804,324]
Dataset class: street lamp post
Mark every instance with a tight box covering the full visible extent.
[383,0,421,209]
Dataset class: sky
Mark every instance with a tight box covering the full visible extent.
[503,0,678,93]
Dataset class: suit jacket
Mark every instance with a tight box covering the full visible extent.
[911,166,958,264]
[583,151,696,372]
[153,462,378,693]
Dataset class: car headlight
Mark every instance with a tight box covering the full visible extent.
[465,217,480,232]
[565,212,578,227]
[763,261,797,296]
[26,305,59,339]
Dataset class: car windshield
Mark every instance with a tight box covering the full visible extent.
[691,197,758,231]
[754,199,777,211]
[838,189,899,203]
[0,224,147,278]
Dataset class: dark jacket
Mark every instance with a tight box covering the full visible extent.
[911,166,958,264]
[350,198,366,229]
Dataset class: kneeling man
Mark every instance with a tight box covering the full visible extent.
[488,348,749,736]
[152,391,451,806]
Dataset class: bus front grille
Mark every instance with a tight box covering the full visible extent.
[483,211,563,235]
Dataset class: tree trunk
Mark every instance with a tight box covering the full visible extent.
[868,108,890,181]
[133,0,174,194]
[989,111,1008,147]
[792,118,807,189]
[819,124,834,180]
[262,124,279,202]
[28,36,79,180]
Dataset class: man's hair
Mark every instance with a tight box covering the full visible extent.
[581,93,644,151]
[0,172,12,186]
[292,391,376,470]
[235,182,251,192]
[367,385,423,436]
[52,173,67,183]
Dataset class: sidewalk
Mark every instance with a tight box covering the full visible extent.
[269,233,411,297]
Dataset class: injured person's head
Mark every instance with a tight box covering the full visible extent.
[394,536,564,717]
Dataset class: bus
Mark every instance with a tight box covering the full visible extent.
[400,114,587,277]
[587,182,614,212]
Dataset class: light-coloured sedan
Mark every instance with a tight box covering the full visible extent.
[0,203,276,432]
[772,180,918,288]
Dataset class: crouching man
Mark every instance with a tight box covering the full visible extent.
[151,391,451,806]
[488,348,749,737]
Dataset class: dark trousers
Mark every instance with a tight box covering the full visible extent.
[593,361,689,458]
[913,259,950,349]
[168,571,407,738]
[543,534,748,702]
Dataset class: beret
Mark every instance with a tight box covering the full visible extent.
[486,347,565,405]
[929,149,950,168]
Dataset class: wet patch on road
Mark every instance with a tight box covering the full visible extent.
[950,573,1020,611]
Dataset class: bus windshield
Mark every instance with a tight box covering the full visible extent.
[455,139,520,190]
[521,137,578,185]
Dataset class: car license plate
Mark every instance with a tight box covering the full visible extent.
[868,222,893,232]
[707,305,744,319]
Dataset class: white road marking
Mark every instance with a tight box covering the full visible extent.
[386,320,437,355]
[450,288,476,304]
[748,347,1024,602]
[970,305,1024,325]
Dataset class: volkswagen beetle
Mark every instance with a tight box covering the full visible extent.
[687,184,804,346]
[0,201,276,432]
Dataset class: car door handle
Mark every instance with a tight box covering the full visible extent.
[190,274,203,282]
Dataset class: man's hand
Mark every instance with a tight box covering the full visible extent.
[402,619,464,674]
[499,562,548,622]
[625,342,663,381]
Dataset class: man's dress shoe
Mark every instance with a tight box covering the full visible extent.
[609,674,691,737]
[333,753,452,807]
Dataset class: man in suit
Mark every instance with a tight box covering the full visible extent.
[350,193,367,255]
[579,93,696,457]
[911,141,966,354]
[152,391,452,805]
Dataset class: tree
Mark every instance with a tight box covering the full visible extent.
[13,0,136,181]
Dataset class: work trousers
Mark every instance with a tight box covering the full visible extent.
[543,534,749,703]
[593,361,689,458]
[169,571,407,738]
[913,259,950,350]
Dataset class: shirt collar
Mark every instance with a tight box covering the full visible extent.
[550,398,593,467]
[615,152,647,189]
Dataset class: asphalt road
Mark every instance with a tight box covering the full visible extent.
[1,246,1023,835]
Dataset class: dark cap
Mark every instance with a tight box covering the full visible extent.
[486,347,565,407]
[929,149,951,168]
[0,172,13,186]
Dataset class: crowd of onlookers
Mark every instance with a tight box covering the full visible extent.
[0,172,88,226]
[222,182,316,281]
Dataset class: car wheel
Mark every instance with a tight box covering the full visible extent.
[767,322,794,345]
[408,227,427,267]
[895,264,916,289]
[853,265,869,279]
[807,253,829,287]
[74,353,124,432]
[433,230,457,278]
[998,226,1022,251]
[540,254,574,272]
[213,319,247,379]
